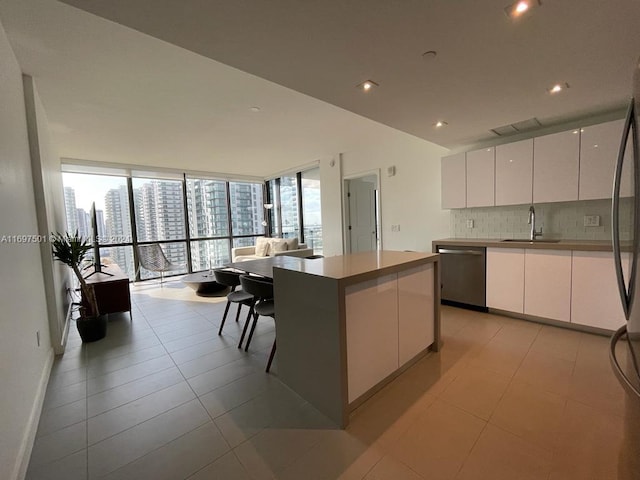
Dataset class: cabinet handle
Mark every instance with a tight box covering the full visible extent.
[437,249,483,255]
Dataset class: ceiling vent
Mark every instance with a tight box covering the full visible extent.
[490,117,542,136]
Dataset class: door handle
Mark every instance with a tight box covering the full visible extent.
[612,99,636,320]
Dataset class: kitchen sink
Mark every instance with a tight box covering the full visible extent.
[500,239,561,243]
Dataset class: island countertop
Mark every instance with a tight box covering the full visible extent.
[271,250,439,285]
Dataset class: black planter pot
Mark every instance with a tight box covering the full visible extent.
[76,314,107,342]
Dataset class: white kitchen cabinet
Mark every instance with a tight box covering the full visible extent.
[398,264,435,366]
[466,147,495,207]
[524,250,572,322]
[486,248,525,313]
[495,139,533,206]
[346,274,398,402]
[571,251,629,330]
[533,130,580,203]
[441,153,466,209]
[579,119,633,200]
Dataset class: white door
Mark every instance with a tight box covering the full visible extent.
[347,178,377,253]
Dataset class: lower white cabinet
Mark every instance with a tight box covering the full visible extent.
[571,251,629,330]
[487,248,525,313]
[524,250,572,322]
[345,274,398,402]
[486,247,626,331]
[346,266,435,402]
[398,264,435,366]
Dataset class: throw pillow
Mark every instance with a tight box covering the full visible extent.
[284,237,299,250]
[255,237,270,257]
[268,238,289,255]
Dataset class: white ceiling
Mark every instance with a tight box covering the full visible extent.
[2,0,640,176]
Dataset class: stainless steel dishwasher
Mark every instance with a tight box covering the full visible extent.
[436,245,487,310]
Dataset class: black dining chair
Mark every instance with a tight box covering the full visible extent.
[239,274,277,372]
[213,269,254,336]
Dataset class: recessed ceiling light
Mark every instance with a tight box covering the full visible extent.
[434,121,448,128]
[548,82,570,94]
[357,80,379,92]
[249,106,261,112]
[504,0,541,19]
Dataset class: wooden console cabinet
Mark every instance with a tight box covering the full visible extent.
[83,264,131,316]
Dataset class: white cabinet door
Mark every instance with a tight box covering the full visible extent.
[346,274,398,402]
[495,139,533,206]
[486,248,525,313]
[533,130,580,203]
[571,251,629,330]
[441,153,466,209]
[466,147,495,207]
[524,250,572,322]
[398,264,435,366]
[579,119,633,200]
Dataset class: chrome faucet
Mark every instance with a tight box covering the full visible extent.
[528,205,543,241]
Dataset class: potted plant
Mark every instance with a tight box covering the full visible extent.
[51,231,107,342]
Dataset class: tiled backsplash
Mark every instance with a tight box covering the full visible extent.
[450,198,633,240]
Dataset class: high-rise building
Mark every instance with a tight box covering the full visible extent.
[76,208,90,239]
[64,187,78,233]
[186,179,229,268]
[104,185,134,274]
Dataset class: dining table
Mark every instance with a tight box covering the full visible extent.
[225,255,315,278]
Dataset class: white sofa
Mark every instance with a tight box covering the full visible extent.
[232,237,313,262]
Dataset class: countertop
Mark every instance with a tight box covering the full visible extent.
[269,250,438,283]
[432,238,616,252]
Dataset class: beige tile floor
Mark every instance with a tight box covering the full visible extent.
[26,280,631,480]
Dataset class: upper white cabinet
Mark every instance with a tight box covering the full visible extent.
[524,250,572,322]
[533,130,580,203]
[579,119,633,200]
[441,153,466,209]
[466,147,495,207]
[495,139,533,206]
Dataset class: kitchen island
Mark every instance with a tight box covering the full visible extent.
[272,250,440,427]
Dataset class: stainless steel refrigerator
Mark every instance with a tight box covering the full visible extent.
[610,57,640,480]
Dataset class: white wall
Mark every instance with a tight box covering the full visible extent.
[319,155,344,256]
[0,21,54,480]
[339,129,450,252]
[23,75,70,354]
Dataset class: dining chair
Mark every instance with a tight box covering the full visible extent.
[239,274,277,372]
[213,269,254,336]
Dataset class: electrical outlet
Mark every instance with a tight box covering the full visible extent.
[584,215,600,227]
[391,224,401,232]
[466,219,474,229]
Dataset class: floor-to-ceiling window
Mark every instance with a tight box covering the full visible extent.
[186,177,230,271]
[132,176,189,279]
[301,168,322,254]
[229,181,265,248]
[266,165,322,254]
[62,172,136,279]
[62,167,266,281]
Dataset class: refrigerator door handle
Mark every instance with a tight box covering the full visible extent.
[610,325,640,399]
[612,99,636,320]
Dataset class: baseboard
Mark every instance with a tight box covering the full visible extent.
[12,348,54,480]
